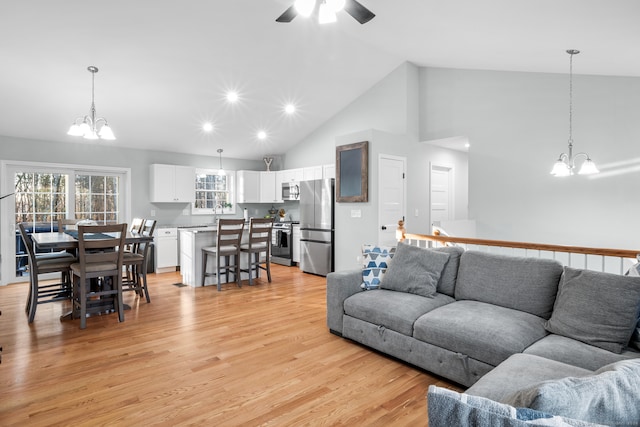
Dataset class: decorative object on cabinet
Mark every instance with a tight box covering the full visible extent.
[67,66,115,141]
[550,50,599,177]
[336,141,368,203]
[263,156,273,171]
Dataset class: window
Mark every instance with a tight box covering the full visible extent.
[192,169,235,215]
[4,161,130,284]
[75,174,120,223]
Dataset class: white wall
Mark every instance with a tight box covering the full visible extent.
[0,135,262,227]
[285,62,470,271]
[420,68,640,249]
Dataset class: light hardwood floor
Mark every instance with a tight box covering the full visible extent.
[0,265,460,426]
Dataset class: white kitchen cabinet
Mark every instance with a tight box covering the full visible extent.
[150,164,195,203]
[303,166,323,181]
[281,168,303,183]
[237,170,260,203]
[260,171,279,203]
[323,164,336,179]
[155,227,178,273]
[292,224,301,263]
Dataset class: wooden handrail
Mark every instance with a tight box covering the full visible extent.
[402,232,640,260]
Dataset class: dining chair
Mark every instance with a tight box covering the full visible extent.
[202,219,245,291]
[240,217,274,286]
[130,218,144,234]
[70,223,127,329]
[18,223,77,323]
[122,219,156,302]
[57,218,79,232]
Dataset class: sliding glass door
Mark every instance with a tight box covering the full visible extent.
[2,161,130,284]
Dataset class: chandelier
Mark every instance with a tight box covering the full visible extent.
[550,50,598,177]
[67,66,115,140]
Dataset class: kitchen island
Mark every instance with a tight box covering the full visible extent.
[178,226,252,287]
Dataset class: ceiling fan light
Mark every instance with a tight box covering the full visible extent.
[98,124,116,140]
[319,2,337,23]
[550,160,571,176]
[294,0,315,17]
[578,159,599,175]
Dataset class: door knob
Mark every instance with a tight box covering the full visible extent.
[381,225,387,230]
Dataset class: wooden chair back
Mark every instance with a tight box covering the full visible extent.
[246,217,274,254]
[76,224,127,274]
[57,218,79,232]
[217,219,245,255]
[130,217,144,234]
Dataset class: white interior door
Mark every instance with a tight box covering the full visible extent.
[378,154,406,247]
[430,164,454,226]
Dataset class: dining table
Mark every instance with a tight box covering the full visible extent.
[31,230,154,321]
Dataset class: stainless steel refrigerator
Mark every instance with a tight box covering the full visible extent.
[299,178,334,276]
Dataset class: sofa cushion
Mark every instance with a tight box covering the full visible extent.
[455,251,563,319]
[380,242,450,297]
[432,245,464,297]
[361,244,396,290]
[466,353,592,403]
[524,334,640,372]
[545,266,640,353]
[343,289,454,336]
[427,385,603,427]
[414,300,548,367]
[504,359,640,427]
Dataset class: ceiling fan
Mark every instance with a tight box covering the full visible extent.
[276,0,375,25]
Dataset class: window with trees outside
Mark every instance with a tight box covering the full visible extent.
[13,170,123,278]
[192,168,235,215]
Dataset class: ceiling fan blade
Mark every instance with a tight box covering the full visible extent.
[276,5,297,23]
[344,0,375,24]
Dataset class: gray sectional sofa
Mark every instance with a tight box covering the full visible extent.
[326,242,640,426]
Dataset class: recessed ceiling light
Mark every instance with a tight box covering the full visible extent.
[226,91,239,103]
[257,130,267,140]
[202,122,214,132]
[285,104,296,114]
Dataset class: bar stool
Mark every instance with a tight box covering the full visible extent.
[123,219,156,302]
[240,217,274,285]
[70,223,127,329]
[201,219,245,291]
[18,223,76,323]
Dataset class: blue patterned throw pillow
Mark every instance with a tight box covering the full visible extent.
[361,245,396,290]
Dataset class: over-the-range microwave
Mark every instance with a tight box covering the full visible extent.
[282,182,300,201]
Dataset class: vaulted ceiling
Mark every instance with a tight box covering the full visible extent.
[1,0,639,160]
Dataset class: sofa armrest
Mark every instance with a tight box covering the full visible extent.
[326,269,362,335]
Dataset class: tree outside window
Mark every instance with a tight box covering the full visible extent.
[193,169,235,215]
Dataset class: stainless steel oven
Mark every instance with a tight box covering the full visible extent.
[271,222,295,266]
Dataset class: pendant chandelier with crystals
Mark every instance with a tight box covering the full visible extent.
[550,50,598,177]
[67,66,115,141]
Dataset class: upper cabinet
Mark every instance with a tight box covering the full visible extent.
[303,166,323,181]
[280,168,303,183]
[150,164,195,203]
[260,171,280,204]
[237,170,260,203]
[238,165,335,204]
[323,164,336,179]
